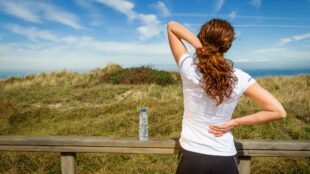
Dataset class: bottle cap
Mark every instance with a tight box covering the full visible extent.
[140,108,147,112]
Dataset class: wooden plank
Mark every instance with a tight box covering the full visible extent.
[61,152,76,174]
[0,145,309,157]
[234,139,310,151]
[238,150,310,157]
[238,156,251,174]
[0,136,179,148]
[0,136,309,151]
[0,145,179,154]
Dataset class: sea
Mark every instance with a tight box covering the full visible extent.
[0,67,309,80]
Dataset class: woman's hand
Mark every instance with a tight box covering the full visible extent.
[208,119,239,137]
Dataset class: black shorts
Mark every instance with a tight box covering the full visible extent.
[176,147,239,174]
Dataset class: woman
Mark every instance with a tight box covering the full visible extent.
[167,19,287,174]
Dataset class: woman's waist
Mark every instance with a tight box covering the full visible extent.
[183,110,231,125]
[179,135,237,156]
[181,115,234,143]
[181,119,235,147]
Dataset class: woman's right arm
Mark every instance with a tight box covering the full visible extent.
[234,83,287,125]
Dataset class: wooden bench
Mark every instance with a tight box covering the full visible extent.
[0,136,309,174]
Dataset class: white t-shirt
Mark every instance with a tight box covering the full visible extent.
[178,53,256,156]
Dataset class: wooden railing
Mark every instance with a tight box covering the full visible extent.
[0,136,309,174]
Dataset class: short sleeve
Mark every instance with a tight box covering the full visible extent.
[239,70,256,94]
[177,52,201,84]
[177,53,191,68]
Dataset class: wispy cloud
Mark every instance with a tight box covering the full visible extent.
[234,24,310,28]
[39,3,83,29]
[293,33,310,41]
[0,33,171,70]
[278,38,292,46]
[0,1,40,22]
[248,48,310,60]
[235,32,310,67]
[154,1,171,17]
[232,47,310,69]
[279,33,310,46]
[137,14,162,40]
[229,11,237,19]
[250,0,262,8]
[253,47,286,54]
[178,22,310,29]
[5,24,58,42]
[96,0,163,40]
[75,0,97,12]
[96,0,136,20]
[3,24,170,55]
[5,24,91,44]
[75,0,104,26]
[1,16,171,69]
[214,0,225,12]
[172,12,310,21]
[0,0,83,29]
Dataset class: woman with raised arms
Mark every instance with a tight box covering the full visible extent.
[167,19,287,174]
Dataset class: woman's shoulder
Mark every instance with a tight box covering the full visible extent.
[233,67,243,73]
[233,67,256,95]
[233,67,251,78]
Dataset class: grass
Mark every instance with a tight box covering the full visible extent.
[0,64,309,173]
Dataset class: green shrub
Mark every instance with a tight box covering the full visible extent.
[100,66,175,86]
[4,76,21,83]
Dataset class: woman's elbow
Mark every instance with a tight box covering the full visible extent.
[276,107,287,119]
[279,109,287,119]
[167,21,177,30]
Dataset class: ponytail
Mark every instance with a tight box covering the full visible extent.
[195,45,237,106]
[195,18,237,106]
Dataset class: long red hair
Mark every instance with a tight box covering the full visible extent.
[195,18,238,106]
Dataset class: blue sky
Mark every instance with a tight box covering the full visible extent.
[0,0,309,71]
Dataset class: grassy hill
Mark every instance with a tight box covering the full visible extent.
[0,64,309,174]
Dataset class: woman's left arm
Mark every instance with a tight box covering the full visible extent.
[167,21,202,64]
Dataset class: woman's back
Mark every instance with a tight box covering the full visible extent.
[178,53,256,156]
[179,53,256,121]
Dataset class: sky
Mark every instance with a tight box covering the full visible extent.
[0,0,309,71]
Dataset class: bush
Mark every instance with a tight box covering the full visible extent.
[100,66,175,86]
[4,76,21,83]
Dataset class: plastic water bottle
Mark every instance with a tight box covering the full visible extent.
[139,108,148,141]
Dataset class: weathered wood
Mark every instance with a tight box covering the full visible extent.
[0,136,179,148]
[237,150,310,157]
[0,136,309,151]
[0,145,179,154]
[0,136,309,174]
[234,139,310,151]
[0,146,309,157]
[61,152,76,174]
[238,156,251,174]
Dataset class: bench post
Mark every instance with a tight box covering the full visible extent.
[238,156,251,174]
[61,152,76,174]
